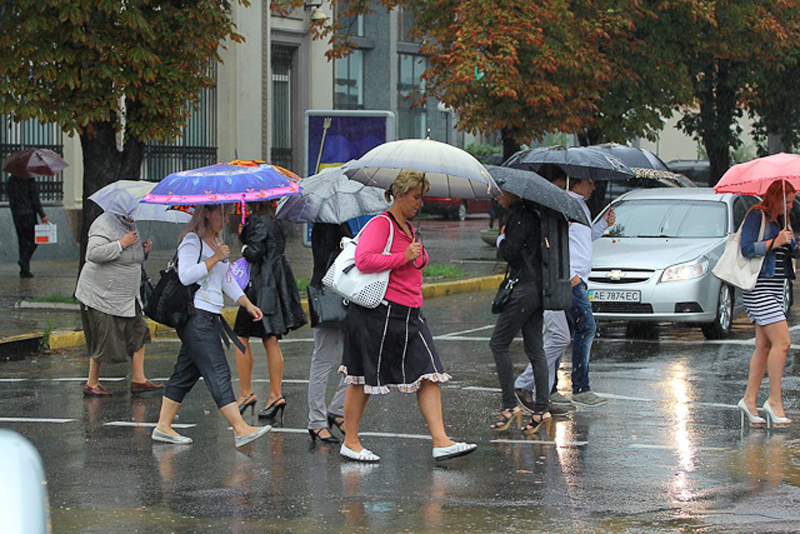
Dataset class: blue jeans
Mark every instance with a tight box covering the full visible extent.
[565,281,595,394]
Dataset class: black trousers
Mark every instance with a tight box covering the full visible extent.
[164,310,237,409]
[489,281,549,411]
[12,212,37,273]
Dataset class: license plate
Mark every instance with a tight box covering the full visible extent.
[588,289,641,303]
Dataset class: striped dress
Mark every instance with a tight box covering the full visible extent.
[742,246,789,326]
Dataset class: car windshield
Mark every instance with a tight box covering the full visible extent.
[603,200,728,238]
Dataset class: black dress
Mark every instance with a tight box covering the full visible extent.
[233,214,307,338]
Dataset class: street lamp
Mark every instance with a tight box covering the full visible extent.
[305,1,329,22]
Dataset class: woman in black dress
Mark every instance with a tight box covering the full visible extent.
[233,201,307,419]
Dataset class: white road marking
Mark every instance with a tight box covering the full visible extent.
[50,377,126,382]
[491,439,588,447]
[0,378,27,382]
[628,444,729,451]
[438,325,496,338]
[462,386,502,393]
[0,417,75,423]
[104,421,196,429]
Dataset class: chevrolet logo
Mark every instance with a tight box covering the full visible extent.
[606,270,627,280]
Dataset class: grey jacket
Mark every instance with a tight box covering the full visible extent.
[75,213,144,317]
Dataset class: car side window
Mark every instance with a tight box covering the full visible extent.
[732,196,759,231]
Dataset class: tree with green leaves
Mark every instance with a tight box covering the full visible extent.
[0,0,247,256]
[648,1,800,183]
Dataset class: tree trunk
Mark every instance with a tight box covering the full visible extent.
[501,127,521,162]
[78,121,145,270]
[697,62,736,186]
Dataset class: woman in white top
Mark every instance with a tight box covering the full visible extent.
[152,205,272,448]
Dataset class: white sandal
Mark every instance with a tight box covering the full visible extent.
[433,442,477,461]
[340,443,380,463]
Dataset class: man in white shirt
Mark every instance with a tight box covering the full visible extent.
[565,178,614,406]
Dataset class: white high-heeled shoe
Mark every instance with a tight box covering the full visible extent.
[763,400,792,428]
[737,399,766,428]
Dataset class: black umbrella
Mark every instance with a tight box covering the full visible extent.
[504,145,635,181]
[486,165,589,225]
[587,143,669,171]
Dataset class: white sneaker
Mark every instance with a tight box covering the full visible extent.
[340,444,380,463]
[151,428,193,445]
[433,442,477,461]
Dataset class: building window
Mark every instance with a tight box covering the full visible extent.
[271,45,294,170]
[397,53,427,139]
[397,7,416,43]
[335,50,364,110]
[338,13,364,37]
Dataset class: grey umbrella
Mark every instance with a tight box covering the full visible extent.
[587,143,669,171]
[486,166,589,225]
[275,165,390,224]
[504,145,635,181]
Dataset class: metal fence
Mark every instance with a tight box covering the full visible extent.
[142,66,219,181]
[0,116,64,203]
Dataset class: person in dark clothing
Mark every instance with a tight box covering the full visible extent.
[6,175,48,277]
[306,222,353,444]
[489,191,551,435]
[233,201,307,421]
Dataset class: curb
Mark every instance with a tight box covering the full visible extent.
[44,274,503,352]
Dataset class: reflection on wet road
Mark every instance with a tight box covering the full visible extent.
[2,290,800,533]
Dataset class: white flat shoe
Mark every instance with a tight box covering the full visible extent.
[737,399,766,428]
[763,400,791,428]
[340,444,380,463]
[433,442,477,461]
[235,425,272,448]
[151,428,193,445]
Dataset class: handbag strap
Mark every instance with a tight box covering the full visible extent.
[351,214,394,254]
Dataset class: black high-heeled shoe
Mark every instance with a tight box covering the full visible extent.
[308,428,341,444]
[258,396,287,421]
[523,411,552,436]
[327,412,345,435]
[238,393,257,415]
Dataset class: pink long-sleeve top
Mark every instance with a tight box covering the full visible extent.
[354,213,429,308]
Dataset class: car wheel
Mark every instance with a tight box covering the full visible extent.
[701,283,733,339]
[457,201,467,221]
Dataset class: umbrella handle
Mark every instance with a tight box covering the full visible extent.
[315,117,332,175]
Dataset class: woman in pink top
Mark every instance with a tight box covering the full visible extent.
[338,170,477,463]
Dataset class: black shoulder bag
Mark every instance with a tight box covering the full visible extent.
[143,247,202,328]
[307,250,349,327]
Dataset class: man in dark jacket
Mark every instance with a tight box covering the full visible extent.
[6,174,48,278]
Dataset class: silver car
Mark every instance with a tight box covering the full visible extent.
[588,188,765,339]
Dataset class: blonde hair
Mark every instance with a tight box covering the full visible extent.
[179,204,224,241]
[384,170,431,202]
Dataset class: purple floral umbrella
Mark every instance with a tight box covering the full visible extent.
[140,161,302,212]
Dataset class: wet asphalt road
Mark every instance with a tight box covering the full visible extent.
[2,290,800,533]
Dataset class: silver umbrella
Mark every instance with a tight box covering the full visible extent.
[345,139,500,199]
[505,145,635,181]
[275,166,390,224]
[89,180,191,223]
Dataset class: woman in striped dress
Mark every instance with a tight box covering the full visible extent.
[738,181,796,428]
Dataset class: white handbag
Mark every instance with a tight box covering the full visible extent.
[712,211,766,290]
[322,215,395,308]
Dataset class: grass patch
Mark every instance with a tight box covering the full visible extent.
[296,278,310,292]
[423,263,465,279]
[35,294,79,305]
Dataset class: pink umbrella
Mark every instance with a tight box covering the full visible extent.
[714,153,800,229]
[713,153,800,195]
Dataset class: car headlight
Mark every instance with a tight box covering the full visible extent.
[659,257,709,283]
